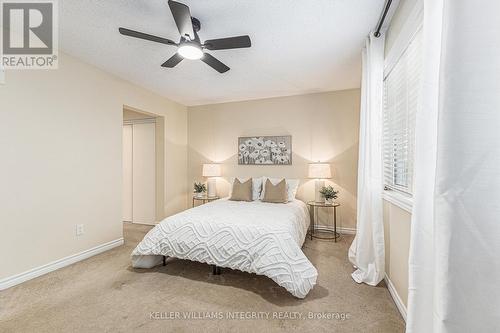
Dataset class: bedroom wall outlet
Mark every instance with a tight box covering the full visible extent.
[76,224,84,236]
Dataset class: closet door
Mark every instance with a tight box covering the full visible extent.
[132,122,156,224]
[122,124,133,222]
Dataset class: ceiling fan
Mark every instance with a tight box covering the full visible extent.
[119,0,251,73]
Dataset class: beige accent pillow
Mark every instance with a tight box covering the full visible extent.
[262,179,288,203]
[229,178,253,201]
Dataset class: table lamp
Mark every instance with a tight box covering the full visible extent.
[308,163,331,203]
[202,163,221,197]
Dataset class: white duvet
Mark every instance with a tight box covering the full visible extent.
[131,198,318,298]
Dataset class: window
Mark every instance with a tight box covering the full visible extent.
[383,29,422,195]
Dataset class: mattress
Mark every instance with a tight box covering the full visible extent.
[131,198,318,298]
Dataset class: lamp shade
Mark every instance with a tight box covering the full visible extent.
[308,163,331,179]
[202,163,221,177]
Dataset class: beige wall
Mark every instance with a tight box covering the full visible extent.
[123,109,154,120]
[382,0,420,310]
[187,89,360,230]
[0,52,188,280]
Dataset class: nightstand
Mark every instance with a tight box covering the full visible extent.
[307,201,340,242]
[192,195,220,207]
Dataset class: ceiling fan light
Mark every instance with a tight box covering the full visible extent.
[178,44,203,60]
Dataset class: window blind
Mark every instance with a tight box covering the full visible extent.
[383,29,422,195]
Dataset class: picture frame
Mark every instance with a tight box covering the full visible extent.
[237,135,292,165]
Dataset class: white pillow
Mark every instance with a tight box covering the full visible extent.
[229,177,263,201]
[260,177,299,202]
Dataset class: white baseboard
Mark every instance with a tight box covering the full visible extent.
[384,274,407,322]
[123,221,157,226]
[0,238,124,291]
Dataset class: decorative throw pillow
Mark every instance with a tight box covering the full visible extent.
[260,177,299,201]
[229,177,262,200]
[229,178,253,201]
[262,179,288,203]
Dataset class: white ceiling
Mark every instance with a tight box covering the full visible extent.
[60,0,384,106]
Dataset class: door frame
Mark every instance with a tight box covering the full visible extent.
[123,105,165,224]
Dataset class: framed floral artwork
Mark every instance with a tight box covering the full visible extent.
[238,136,292,165]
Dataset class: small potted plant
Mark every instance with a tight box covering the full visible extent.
[193,182,207,198]
[319,185,339,204]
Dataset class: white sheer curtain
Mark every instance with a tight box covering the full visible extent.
[407,0,500,332]
[348,33,385,286]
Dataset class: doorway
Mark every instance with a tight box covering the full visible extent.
[122,108,161,225]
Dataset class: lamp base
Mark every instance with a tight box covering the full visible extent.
[207,178,217,197]
[315,179,325,203]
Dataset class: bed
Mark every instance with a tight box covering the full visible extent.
[131,198,318,298]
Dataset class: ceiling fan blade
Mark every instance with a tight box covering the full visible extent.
[119,27,177,46]
[161,53,183,68]
[203,35,251,50]
[168,0,195,40]
[201,53,230,73]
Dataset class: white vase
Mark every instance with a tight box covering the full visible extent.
[326,198,334,204]
[195,192,204,198]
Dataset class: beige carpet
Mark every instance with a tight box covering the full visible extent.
[0,223,405,332]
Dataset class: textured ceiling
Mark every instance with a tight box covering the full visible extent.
[60,0,384,106]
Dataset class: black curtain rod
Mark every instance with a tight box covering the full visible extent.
[374,0,393,37]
